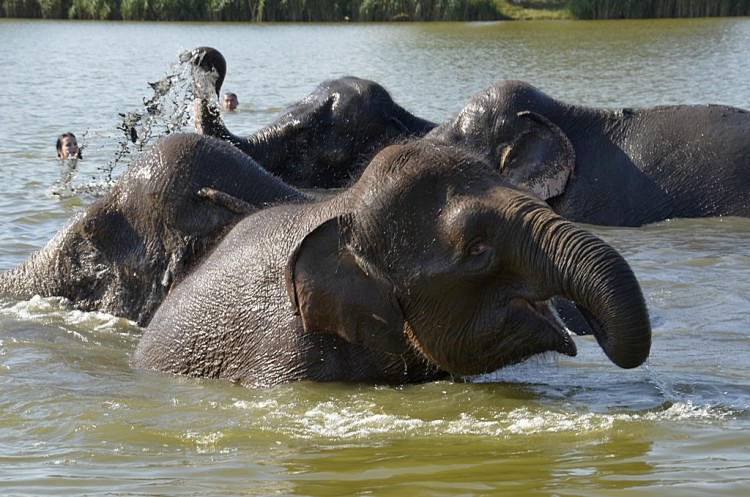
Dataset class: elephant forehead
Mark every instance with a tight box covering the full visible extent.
[353,142,507,230]
[123,154,191,199]
[354,195,494,272]
[439,195,496,229]
[437,189,521,234]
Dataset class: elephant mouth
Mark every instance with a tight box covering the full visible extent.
[521,299,578,358]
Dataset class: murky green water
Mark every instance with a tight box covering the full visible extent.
[1,18,749,496]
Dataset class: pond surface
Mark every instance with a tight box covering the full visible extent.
[0,18,749,496]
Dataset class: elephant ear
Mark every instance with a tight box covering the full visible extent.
[82,201,139,263]
[165,187,258,238]
[498,111,576,201]
[284,216,408,355]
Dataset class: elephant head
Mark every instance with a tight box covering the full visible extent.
[0,133,306,325]
[427,80,576,202]
[286,141,651,375]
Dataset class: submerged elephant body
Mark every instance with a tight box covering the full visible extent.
[192,47,436,188]
[192,48,748,225]
[133,141,651,387]
[429,80,750,227]
[0,133,308,325]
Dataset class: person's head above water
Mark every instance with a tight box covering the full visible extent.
[56,132,81,159]
[222,92,238,112]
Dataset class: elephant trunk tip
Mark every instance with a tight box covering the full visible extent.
[575,300,652,369]
[189,47,226,97]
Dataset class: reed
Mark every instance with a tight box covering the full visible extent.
[2,0,749,20]
[1,0,505,20]
[568,0,750,19]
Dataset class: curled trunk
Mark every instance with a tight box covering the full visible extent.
[519,202,652,368]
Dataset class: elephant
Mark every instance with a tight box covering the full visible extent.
[190,47,437,189]
[132,139,652,387]
[427,80,750,227]
[0,133,309,325]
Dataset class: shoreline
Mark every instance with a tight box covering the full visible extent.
[1,0,748,22]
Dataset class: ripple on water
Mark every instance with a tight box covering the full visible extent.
[218,379,740,444]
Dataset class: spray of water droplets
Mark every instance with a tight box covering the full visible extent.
[50,49,220,199]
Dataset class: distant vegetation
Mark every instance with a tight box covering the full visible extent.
[1,0,505,21]
[1,0,748,21]
[568,0,750,19]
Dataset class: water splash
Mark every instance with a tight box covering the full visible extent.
[0,295,135,332]
[215,378,744,443]
[642,361,680,404]
[643,360,748,417]
[226,394,736,442]
[51,49,220,199]
[48,158,81,198]
[106,49,220,180]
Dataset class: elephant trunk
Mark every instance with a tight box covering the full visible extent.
[190,47,246,148]
[190,47,226,98]
[392,108,438,137]
[0,220,72,302]
[518,201,652,368]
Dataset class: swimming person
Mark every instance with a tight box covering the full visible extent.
[56,132,82,160]
[222,92,238,112]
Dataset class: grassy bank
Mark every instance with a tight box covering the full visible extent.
[1,0,748,21]
[497,1,571,20]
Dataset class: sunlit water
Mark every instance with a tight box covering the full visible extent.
[0,19,749,496]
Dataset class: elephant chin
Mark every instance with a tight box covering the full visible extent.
[406,298,578,377]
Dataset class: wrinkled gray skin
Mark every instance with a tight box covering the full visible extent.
[0,133,308,325]
[191,47,436,189]
[132,140,652,387]
[428,80,750,227]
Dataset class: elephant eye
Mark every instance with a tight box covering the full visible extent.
[468,239,490,256]
[443,203,496,271]
[464,235,493,260]
[463,238,494,274]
